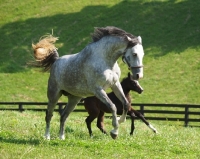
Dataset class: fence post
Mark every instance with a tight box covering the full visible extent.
[19,103,24,112]
[58,103,63,115]
[184,106,189,127]
[140,105,144,116]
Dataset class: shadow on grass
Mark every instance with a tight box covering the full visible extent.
[0,136,40,145]
[0,0,199,73]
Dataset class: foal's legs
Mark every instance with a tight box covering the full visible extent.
[85,111,99,137]
[59,95,82,140]
[85,115,96,137]
[96,111,107,134]
[127,111,136,135]
[131,109,157,134]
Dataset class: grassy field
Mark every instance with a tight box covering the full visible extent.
[0,111,200,159]
[0,0,199,103]
[0,0,200,158]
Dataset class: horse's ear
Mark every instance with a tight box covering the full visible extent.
[138,36,142,44]
[128,72,134,80]
[128,72,131,78]
[125,35,132,41]
[126,35,138,47]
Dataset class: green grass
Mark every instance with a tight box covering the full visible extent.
[0,111,200,159]
[0,0,200,104]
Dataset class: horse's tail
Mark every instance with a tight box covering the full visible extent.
[30,35,59,72]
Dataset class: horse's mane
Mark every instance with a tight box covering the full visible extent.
[91,26,137,42]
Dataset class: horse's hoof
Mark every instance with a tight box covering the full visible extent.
[59,135,65,140]
[110,132,118,139]
[154,129,158,134]
[117,116,120,120]
[44,134,50,140]
[90,134,93,138]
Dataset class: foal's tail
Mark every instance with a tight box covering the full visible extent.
[30,35,59,71]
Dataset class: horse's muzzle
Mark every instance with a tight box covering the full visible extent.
[136,73,143,80]
[138,88,144,94]
[130,66,143,80]
[131,71,143,80]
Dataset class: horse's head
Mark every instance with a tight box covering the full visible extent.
[126,72,143,94]
[123,36,144,80]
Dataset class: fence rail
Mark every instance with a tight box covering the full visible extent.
[0,102,199,127]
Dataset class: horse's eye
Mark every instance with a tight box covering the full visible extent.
[132,82,136,85]
[133,53,137,56]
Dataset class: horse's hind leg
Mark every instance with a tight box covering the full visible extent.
[45,89,61,140]
[127,111,136,135]
[133,109,157,133]
[85,115,97,137]
[59,95,82,140]
[97,111,107,135]
[84,99,100,137]
[45,102,57,140]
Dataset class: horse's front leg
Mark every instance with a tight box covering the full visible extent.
[95,88,118,139]
[111,81,129,124]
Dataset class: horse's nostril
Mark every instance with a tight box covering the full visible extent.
[138,89,143,94]
[136,74,139,80]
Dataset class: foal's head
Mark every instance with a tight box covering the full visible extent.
[122,73,143,94]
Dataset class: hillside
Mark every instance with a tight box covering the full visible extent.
[0,0,199,104]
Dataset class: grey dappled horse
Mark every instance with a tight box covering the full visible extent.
[31,26,144,140]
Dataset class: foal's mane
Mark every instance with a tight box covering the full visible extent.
[91,26,137,42]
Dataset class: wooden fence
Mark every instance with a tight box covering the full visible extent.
[0,102,199,127]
